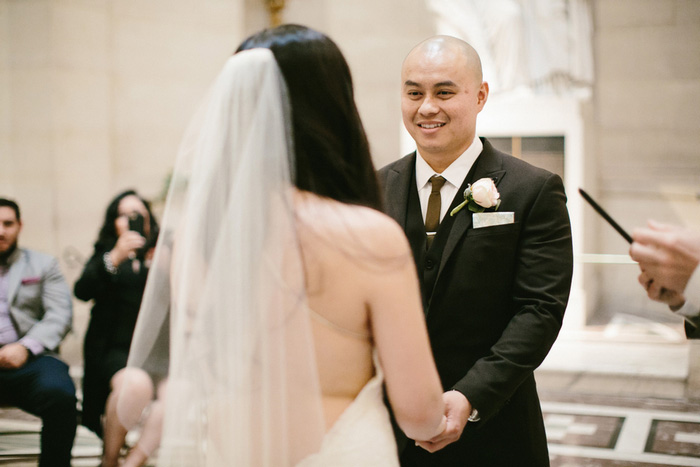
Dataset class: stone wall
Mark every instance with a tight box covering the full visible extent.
[591,0,700,323]
[1,0,245,365]
[245,0,436,169]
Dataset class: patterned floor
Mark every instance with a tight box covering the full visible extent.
[1,394,699,466]
[544,393,700,467]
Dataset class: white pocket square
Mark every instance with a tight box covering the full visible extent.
[473,212,514,229]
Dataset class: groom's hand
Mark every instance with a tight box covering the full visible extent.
[415,390,470,453]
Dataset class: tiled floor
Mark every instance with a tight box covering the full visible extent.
[541,392,700,467]
[537,318,700,466]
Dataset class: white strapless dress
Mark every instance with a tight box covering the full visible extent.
[296,356,400,467]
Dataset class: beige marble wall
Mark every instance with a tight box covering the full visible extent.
[2,0,244,365]
[591,0,700,323]
[245,0,436,168]
[0,2,10,197]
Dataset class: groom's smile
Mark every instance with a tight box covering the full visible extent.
[417,121,447,135]
[418,122,445,129]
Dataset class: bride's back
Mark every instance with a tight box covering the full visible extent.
[295,191,402,429]
[234,25,445,446]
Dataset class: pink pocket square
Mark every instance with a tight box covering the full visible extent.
[21,277,41,285]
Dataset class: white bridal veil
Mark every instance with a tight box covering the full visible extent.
[120,48,325,465]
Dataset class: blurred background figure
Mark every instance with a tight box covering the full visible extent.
[0,197,77,467]
[74,190,161,467]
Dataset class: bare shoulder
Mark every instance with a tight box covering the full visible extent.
[344,204,409,255]
[295,192,410,257]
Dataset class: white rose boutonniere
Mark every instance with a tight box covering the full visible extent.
[450,178,501,216]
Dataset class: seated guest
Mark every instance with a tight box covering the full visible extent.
[0,197,77,467]
[74,190,160,467]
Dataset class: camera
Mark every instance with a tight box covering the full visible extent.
[128,212,145,236]
[127,212,147,261]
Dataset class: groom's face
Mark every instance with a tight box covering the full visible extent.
[401,44,488,167]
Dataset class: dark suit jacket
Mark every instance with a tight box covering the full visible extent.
[378,138,573,466]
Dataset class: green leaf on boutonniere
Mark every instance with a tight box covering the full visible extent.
[468,200,485,213]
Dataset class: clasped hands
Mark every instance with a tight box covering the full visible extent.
[629,220,700,308]
[414,390,471,453]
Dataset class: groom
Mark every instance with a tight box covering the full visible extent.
[378,36,573,466]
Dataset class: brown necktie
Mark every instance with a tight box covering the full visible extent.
[425,175,446,249]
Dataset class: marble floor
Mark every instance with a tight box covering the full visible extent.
[537,316,700,466]
[542,392,700,467]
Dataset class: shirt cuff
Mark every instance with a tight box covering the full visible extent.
[670,267,700,322]
[19,337,45,356]
[680,267,700,313]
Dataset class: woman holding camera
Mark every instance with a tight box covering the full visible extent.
[74,189,160,467]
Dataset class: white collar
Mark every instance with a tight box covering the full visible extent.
[415,136,483,189]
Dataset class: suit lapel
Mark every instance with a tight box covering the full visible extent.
[383,153,415,230]
[6,250,26,305]
[437,140,507,279]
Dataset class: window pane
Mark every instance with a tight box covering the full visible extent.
[484,136,564,179]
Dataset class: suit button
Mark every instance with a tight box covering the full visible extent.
[425,259,434,270]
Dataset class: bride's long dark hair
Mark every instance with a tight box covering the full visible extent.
[236,24,382,211]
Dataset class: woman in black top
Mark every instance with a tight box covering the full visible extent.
[75,190,159,466]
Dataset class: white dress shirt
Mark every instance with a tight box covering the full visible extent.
[674,266,700,323]
[415,136,483,223]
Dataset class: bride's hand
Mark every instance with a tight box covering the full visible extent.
[415,391,470,453]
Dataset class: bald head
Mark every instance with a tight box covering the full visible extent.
[400,35,489,171]
[404,36,483,84]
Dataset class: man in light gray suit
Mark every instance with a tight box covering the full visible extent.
[0,198,77,467]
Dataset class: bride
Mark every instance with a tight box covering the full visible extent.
[119,24,446,466]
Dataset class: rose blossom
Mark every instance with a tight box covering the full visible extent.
[470,178,499,208]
